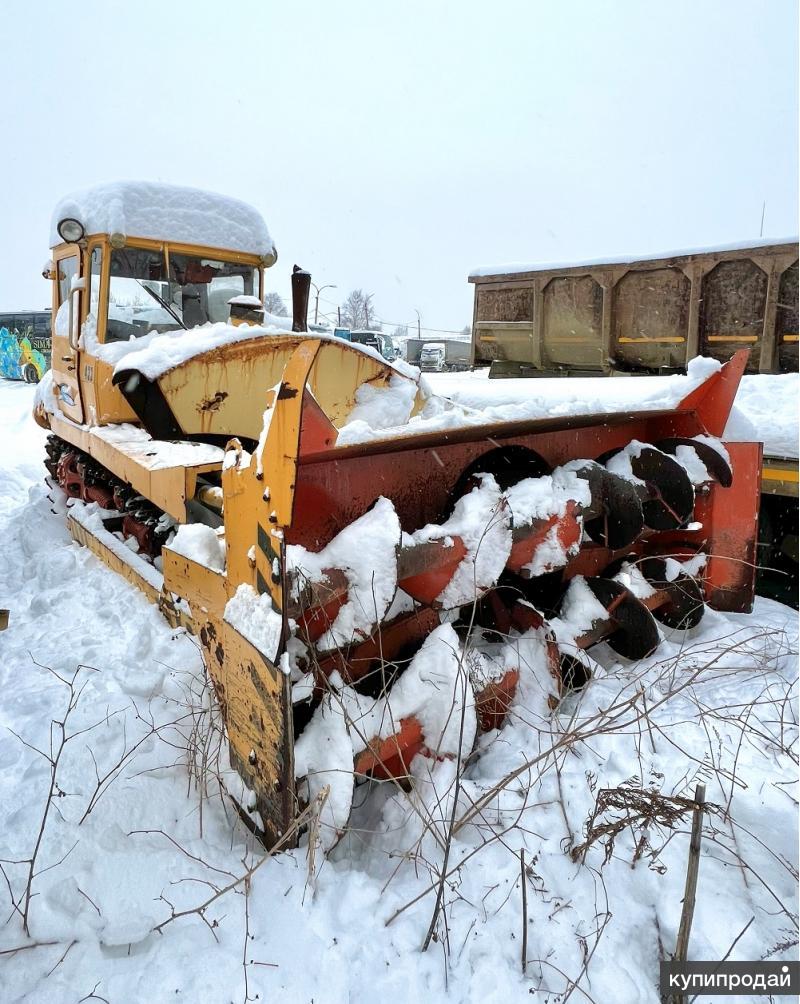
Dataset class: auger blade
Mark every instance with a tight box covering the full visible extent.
[638,556,706,629]
[655,437,733,488]
[575,461,645,549]
[583,577,661,660]
[603,444,695,531]
[557,651,592,691]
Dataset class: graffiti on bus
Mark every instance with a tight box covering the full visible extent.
[0,313,52,383]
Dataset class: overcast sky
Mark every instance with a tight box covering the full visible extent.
[1,0,797,333]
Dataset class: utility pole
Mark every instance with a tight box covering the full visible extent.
[414,308,421,339]
[310,282,337,325]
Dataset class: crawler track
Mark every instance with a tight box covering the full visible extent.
[45,434,176,558]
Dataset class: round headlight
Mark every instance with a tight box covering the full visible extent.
[57,217,85,243]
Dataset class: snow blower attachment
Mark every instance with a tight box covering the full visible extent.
[39,335,760,847]
[35,183,760,848]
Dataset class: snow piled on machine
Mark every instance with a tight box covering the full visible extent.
[405,475,512,607]
[97,319,291,375]
[426,363,799,460]
[286,498,401,651]
[51,181,276,258]
[294,623,477,850]
[336,356,725,445]
[169,522,226,571]
[61,297,798,465]
[224,584,283,663]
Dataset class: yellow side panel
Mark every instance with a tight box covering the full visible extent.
[163,550,294,844]
[154,335,400,442]
[67,513,163,606]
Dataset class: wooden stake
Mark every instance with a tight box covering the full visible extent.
[675,783,705,964]
[520,849,528,974]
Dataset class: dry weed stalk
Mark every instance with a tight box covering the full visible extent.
[571,784,721,868]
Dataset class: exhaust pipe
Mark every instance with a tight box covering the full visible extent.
[292,265,311,333]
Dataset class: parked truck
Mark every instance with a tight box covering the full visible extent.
[348,329,399,361]
[468,238,799,605]
[406,337,470,371]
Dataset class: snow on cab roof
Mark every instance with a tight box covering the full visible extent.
[469,235,799,279]
[51,181,277,259]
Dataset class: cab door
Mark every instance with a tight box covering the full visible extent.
[51,247,84,424]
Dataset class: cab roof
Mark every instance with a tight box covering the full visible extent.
[51,181,276,259]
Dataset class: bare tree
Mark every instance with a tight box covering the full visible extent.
[459,324,471,340]
[263,292,288,316]
[392,324,409,340]
[341,289,376,330]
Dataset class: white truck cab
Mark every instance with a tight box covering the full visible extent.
[419,341,446,371]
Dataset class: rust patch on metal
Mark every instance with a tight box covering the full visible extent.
[247,660,276,708]
[198,391,229,412]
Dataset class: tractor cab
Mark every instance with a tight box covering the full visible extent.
[46,182,276,427]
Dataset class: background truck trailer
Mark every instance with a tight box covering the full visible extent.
[405,337,470,371]
[468,238,799,606]
[469,238,798,377]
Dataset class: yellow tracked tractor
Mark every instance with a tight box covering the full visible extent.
[35,182,762,847]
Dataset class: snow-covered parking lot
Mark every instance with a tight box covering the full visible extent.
[0,377,797,1004]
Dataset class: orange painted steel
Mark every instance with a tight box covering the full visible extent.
[475,670,521,733]
[398,537,469,605]
[675,350,749,438]
[507,502,583,575]
[315,608,441,686]
[691,441,762,611]
[355,718,426,781]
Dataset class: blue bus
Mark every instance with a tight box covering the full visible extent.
[0,311,52,382]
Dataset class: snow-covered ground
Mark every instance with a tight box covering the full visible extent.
[0,379,797,1003]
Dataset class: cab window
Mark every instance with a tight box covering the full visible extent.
[105,247,258,342]
[88,246,103,322]
[58,257,78,306]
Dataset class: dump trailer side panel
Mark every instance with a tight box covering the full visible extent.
[470,240,799,377]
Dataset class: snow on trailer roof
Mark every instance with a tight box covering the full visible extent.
[51,181,277,259]
[469,235,799,279]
